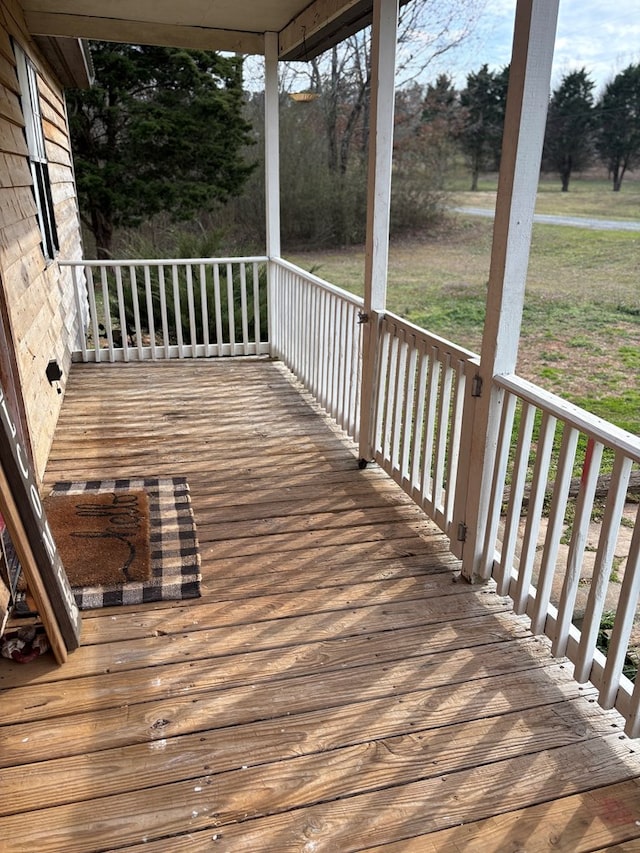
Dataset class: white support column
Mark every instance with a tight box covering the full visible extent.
[461,0,560,579]
[264,32,281,259]
[358,0,399,464]
[264,32,281,356]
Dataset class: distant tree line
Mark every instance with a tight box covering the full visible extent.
[234,59,640,249]
[68,39,640,258]
[423,61,640,193]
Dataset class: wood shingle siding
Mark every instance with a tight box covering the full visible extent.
[0,0,84,481]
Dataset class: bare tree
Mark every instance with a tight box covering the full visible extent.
[238,0,485,246]
[282,0,485,176]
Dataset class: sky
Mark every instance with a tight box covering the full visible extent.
[243,0,640,95]
[434,0,640,95]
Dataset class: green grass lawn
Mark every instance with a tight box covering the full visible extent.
[450,174,640,220]
[287,176,640,435]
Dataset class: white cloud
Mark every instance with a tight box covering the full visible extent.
[553,0,640,91]
[434,0,640,93]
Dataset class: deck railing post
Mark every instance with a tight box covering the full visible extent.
[358,0,398,464]
[461,0,560,581]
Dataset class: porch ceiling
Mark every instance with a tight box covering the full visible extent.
[20,0,407,59]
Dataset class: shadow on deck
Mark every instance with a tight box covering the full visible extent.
[0,358,639,852]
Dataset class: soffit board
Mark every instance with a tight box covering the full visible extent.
[20,0,386,58]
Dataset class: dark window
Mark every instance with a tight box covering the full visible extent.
[14,43,59,260]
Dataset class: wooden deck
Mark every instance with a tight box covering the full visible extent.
[1,358,640,852]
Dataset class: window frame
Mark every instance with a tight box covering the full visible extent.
[14,42,59,261]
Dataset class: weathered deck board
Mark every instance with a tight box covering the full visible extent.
[1,359,639,853]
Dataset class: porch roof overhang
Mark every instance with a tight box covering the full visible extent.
[32,35,93,87]
[19,0,411,61]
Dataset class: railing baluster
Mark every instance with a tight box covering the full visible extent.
[628,673,640,740]
[479,389,517,580]
[114,266,128,362]
[143,265,157,361]
[252,262,261,352]
[129,266,144,360]
[420,347,441,514]
[199,263,210,354]
[226,262,235,354]
[345,303,357,440]
[382,328,398,471]
[433,354,454,522]
[389,327,406,475]
[513,411,557,614]
[311,287,320,408]
[312,285,322,402]
[443,360,466,531]
[574,453,633,681]
[100,265,115,362]
[553,439,604,657]
[239,262,249,355]
[409,343,428,499]
[600,508,640,714]
[292,278,300,378]
[399,335,418,488]
[331,299,349,432]
[322,288,330,414]
[70,265,88,362]
[85,266,100,364]
[171,264,184,358]
[496,400,536,596]
[530,424,580,635]
[329,292,337,417]
[185,264,197,356]
[158,265,170,359]
[212,263,223,355]
[374,325,390,457]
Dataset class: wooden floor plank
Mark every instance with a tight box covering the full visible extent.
[1,359,639,853]
[360,779,640,853]
[0,662,592,771]
[8,735,635,853]
[0,597,516,698]
[4,715,634,853]
[2,691,611,819]
[0,632,548,738]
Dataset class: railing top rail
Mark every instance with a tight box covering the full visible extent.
[381,309,480,364]
[274,258,365,308]
[60,256,269,267]
[497,372,640,462]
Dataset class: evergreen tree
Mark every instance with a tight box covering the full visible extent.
[67,43,255,257]
[457,64,509,190]
[418,75,462,189]
[543,69,596,191]
[596,63,640,191]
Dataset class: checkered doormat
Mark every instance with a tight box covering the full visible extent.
[48,476,201,609]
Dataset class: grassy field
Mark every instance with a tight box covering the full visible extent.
[288,177,640,434]
[450,174,640,219]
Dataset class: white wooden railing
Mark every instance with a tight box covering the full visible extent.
[481,373,640,736]
[372,311,479,543]
[270,259,364,441]
[62,257,269,362]
[63,253,640,736]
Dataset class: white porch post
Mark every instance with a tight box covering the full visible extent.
[461,0,560,579]
[264,32,281,356]
[264,32,281,259]
[358,0,399,463]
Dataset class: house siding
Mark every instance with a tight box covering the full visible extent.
[0,0,85,482]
